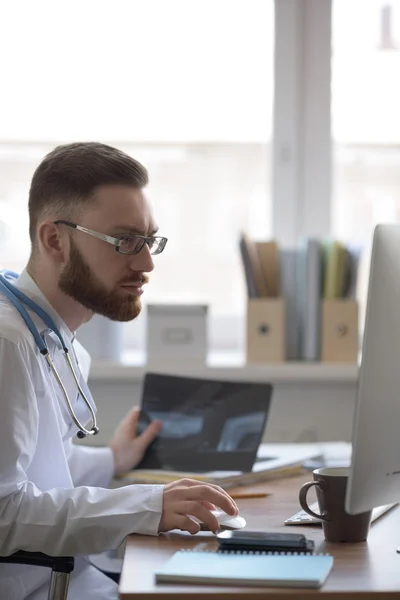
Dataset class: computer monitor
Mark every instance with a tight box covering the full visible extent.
[346,224,400,515]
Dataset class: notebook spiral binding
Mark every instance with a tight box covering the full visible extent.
[183,546,330,557]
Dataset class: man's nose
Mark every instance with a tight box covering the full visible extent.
[129,243,155,273]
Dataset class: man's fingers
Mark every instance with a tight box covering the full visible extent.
[180,501,220,534]
[137,419,162,448]
[201,501,216,511]
[124,406,141,436]
[196,482,239,513]
[172,479,238,509]
[181,485,238,516]
[160,480,240,536]
[174,515,201,535]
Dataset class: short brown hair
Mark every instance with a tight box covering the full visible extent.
[28,142,149,243]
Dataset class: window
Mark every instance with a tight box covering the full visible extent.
[332,0,400,321]
[0,0,274,352]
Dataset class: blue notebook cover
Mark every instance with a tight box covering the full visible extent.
[155,550,334,589]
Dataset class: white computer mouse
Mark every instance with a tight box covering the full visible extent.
[198,509,246,531]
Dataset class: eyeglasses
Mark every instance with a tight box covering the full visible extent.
[54,220,168,256]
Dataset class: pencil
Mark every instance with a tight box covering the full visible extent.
[230,492,269,499]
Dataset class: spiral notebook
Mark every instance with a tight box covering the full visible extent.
[155,548,334,589]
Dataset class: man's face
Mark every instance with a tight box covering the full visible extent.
[58,185,157,321]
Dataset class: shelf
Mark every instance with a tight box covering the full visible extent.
[88,351,358,383]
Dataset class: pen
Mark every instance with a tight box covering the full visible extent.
[230,492,269,499]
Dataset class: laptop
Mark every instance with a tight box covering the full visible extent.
[136,373,273,472]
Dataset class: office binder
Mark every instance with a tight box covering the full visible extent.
[246,298,285,363]
[321,299,359,362]
[280,248,299,360]
[297,239,323,361]
[255,240,280,297]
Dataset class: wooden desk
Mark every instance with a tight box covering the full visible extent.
[119,473,400,599]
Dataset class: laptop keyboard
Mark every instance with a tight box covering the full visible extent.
[285,501,396,525]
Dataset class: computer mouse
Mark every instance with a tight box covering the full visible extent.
[198,509,246,531]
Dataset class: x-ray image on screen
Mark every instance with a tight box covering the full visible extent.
[217,412,266,452]
[136,373,273,472]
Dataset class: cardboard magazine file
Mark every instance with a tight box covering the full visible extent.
[321,299,358,363]
[246,298,285,363]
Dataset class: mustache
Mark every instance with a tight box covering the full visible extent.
[120,273,149,285]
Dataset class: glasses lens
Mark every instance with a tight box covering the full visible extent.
[119,236,167,255]
[118,237,144,254]
[147,237,166,255]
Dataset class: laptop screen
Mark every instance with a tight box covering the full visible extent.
[136,373,273,472]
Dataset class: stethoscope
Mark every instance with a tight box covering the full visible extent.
[0,270,99,439]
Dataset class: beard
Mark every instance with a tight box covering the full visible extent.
[58,239,147,321]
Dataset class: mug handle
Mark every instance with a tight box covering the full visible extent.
[299,481,330,522]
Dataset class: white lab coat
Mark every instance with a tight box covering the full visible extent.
[0,269,164,600]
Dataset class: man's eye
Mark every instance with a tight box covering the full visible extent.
[119,237,142,253]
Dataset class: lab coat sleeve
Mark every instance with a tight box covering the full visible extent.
[66,442,115,488]
[0,337,164,557]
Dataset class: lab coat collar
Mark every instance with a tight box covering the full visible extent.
[15,269,75,344]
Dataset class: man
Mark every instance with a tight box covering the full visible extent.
[0,142,238,600]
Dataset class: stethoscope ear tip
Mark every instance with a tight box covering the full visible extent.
[76,426,100,439]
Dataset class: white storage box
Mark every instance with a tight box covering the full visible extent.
[146,304,208,366]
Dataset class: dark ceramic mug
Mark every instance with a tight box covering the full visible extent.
[299,467,372,543]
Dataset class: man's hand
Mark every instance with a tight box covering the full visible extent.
[109,407,162,476]
[158,478,239,535]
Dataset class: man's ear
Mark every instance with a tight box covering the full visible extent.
[37,221,70,264]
